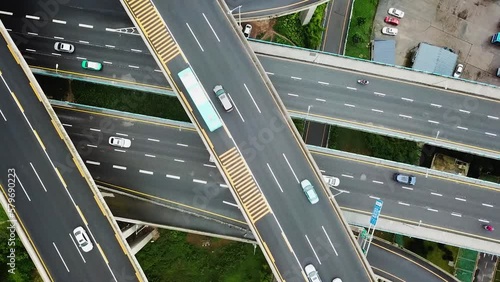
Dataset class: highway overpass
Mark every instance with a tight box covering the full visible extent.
[0,22,145,281]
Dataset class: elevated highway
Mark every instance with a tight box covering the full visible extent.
[0,22,145,281]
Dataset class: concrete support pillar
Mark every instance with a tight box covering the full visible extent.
[130,228,159,255]
[121,224,143,239]
[299,5,317,25]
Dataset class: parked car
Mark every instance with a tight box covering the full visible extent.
[243,24,252,38]
[332,278,342,282]
[384,16,399,26]
[213,85,234,112]
[304,264,322,282]
[301,179,319,204]
[73,226,93,252]
[393,173,416,185]
[81,60,103,71]
[109,136,131,148]
[54,42,75,53]
[453,63,464,78]
[388,8,405,18]
[323,175,340,187]
[381,27,398,36]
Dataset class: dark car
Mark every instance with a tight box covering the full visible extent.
[393,173,416,185]
[384,16,399,26]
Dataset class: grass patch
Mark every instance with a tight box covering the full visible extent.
[328,126,372,155]
[71,80,189,121]
[345,0,379,59]
[293,118,305,136]
[479,174,500,184]
[402,237,459,274]
[272,4,326,49]
[136,230,272,282]
[373,230,394,243]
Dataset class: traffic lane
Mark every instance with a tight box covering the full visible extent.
[86,161,247,225]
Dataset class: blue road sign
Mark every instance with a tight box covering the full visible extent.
[370,199,383,225]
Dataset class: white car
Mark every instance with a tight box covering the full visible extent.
[304,264,322,282]
[323,175,340,187]
[73,226,93,252]
[301,179,319,204]
[109,136,131,148]
[332,278,342,282]
[382,27,398,36]
[453,63,464,78]
[388,8,405,18]
[54,42,75,53]
[243,24,252,38]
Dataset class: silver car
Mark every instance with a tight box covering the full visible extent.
[54,42,75,53]
[393,173,416,185]
[301,179,319,204]
[73,226,93,252]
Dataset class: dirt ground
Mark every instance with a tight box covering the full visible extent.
[375,0,500,85]
[186,233,233,251]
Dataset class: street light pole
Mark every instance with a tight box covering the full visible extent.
[228,5,242,27]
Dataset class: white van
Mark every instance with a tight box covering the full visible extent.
[213,85,234,112]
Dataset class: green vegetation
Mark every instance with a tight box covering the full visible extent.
[136,230,272,282]
[293,119,305,136]
[454,249,478,282]
[345,0,379,59]
[0,209,40,282]
[273,4,326,49]
[328,126,421,165]
[402,237,459,274]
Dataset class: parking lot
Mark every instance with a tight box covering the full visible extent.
[374,0,500,85]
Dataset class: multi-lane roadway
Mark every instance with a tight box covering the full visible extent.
[1,3,498,160]
[0,24,142,281]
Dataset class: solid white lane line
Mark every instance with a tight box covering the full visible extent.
[399,114,412,119]
[401,97,414,102]
[346,86,357,90]
[485,132,497,137]
[401,186,413,190]
[305,235,321,264]
[318,81,329,85]
[482,203,494,208]
[459,109,470,114]
[265,72,274,75]
[89,128,100,132]
[341,174,353,178]
[223,201,238,207]
[267,163,283,193]
[321,226,338,256]
[219,184,229,188]
[193,179,207,184]
[373,92,386,96]
[26,15,40,20]
[427,208,439,212]
[369,196,380,200]
[177,143,188,147]
[487,115,499,120]
[202,13,220,42]
[287,93,299,97]
[455,197,466,202]
[15,175,31,201]
[371,109,383,113]
[115,132,128,136]
[372,180,384,185]
[114,149,126,153]
[456,126,468,130]
[30,162,47,192]
[113,165,127,170]
[166,174,180,179]
[131,49,142,53]
[148,138,160,142]
[52,19,66,24]
[344,103,355,108]
[430,103,442,108]
[227,93,244,122]
[428,120,439,124]
[186,23,204,51]
[53,243,70,272]
[451,213,462,217]
[431,192,442,196]
[86,144,97,148]
[79,23,93,28]
[283,153,299,183]
[174,159,185,163]
[398,202,410,206]
[0,11,13,16]
[69,233,86,263]
[291,76,302,80]
[139,170,153,175]
[315,98,326,102]
[86,160,100,165]
[244,83,261,113]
